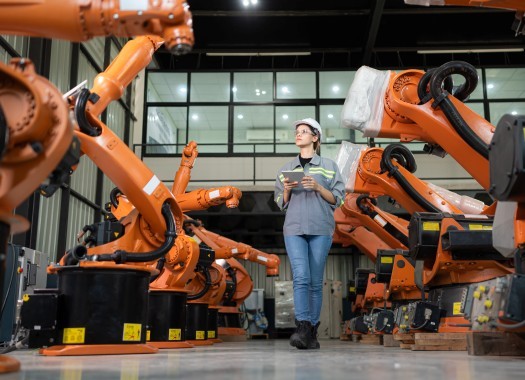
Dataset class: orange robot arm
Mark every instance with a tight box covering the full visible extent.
[340,193,409,249]
[352,144,470,215]
[406,0,525,12]
[0,59,75,233]
[0,0,194,55]
[177,187,242,212]
[217,258,254,309]
[185,219,280,277]
[344,62,494,190]
[172,141,199,196]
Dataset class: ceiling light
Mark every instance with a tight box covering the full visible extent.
[262,90,266,95]
[487,84,494,89]
[332,86,340,93]
[238,114,244,119]
[179,86,187,93]
[250,0,258,4]
[192,114,198,120]
[417,48,524,54]
[282,114,289,120]
[512,111,518,115]
[328,114,334,119]
[281,86,290,94]
[242,0,249,6]
[232,86,238,92]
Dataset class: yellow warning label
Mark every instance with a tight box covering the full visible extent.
[123,323,142,342]
[169,329,182,341]
[482,225,492,230]
[195,331,206,340]
[63,327,85,344]
[146,330,150,341]
[349,287,356,293]
[468,224,483,230]
[423,221,440,231]
[114,232,119,238]
[23,294,29,302]
[453,302,462,315]
[380,256,394,264]
[208,331,216,339]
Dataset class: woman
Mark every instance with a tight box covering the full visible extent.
[274,118,345,349]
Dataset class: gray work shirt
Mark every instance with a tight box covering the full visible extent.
[274,154,345,236]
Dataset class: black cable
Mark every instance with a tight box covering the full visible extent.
[380,144,440,213]
[187,265,212,300]
[411,319,429,331]
[74,89,100,137]
[490,319,525,329]
[109,187,123,209]
[429,61,488,159]
[96,202,176,263]
[417,68,453,105]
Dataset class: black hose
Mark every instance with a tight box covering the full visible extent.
[429,61,488,159]
[187,265,212,300]
[109,187,123,209]
[183,218,202,235]
[224,266,237,304]
[96,202,176,263]
[380,144,440,213]
[149,257,166,283]
[417,68,453,104]
[356,194,377,216]
[74,89,100,137]
[0,104,8,158]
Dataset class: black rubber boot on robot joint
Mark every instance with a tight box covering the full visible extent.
[308,322,320,349]
[289,320,312,349]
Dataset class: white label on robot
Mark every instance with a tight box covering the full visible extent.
[257,255,268,262]
[463,214,489,219]
[373,214,387,227]
[231,248,238,254]
[209,190,221,199]
[120,0,148,11]
[143,176,161,195]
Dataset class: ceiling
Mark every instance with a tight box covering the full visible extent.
[154,0,525,71]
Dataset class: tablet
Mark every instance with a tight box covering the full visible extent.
[282,170,305,183]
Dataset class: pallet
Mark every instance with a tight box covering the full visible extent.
[393,332,415,349]
[358,334,383,345]
[467,332,525,356]
[382,334,401,347]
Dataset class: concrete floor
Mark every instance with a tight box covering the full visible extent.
[2,338,524,380]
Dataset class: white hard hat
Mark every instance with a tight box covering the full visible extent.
[293,118,322,141]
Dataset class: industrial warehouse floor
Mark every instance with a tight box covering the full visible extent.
[3,338,524,380]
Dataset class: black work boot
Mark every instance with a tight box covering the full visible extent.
[289,320,312,349]
[308,322,320,349]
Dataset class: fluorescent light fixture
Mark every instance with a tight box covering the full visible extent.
[206,52,311,57]
[417,48,524,54]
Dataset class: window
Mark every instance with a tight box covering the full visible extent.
[233,105,274,153]
[276,72,315,99]
[188,106,228,153]
[190,73,230,102]
[147,73,188,102]
[319,71,356,99]
[233,72,273,102]
[275,105,315,154]
[146,107,187,154]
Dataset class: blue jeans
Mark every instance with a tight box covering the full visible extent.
[284,234,332,325]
